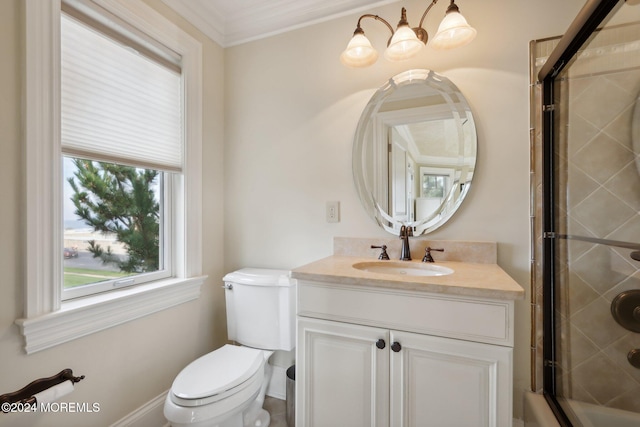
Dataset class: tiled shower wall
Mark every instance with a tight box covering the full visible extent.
[532,24,640,412]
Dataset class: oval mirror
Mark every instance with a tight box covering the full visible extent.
[353,69,477,235]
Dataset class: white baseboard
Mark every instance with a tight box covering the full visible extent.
[110,390,169,427]
[266,365,287,400]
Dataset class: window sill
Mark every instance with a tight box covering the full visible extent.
[15,276,205,354]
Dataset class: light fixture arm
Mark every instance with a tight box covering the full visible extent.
[415,0,440,44]
[418,0,440,29]
[354,13,395,45]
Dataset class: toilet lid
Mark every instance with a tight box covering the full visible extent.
[171,345,264,401]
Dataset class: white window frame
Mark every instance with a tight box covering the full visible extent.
[17,0,205,354]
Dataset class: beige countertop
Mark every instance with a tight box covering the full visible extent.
[291,255,525,301]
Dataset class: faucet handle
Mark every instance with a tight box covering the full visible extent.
[422,247,444,263]
[371,245,390,260]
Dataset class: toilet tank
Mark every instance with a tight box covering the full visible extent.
[223,268,296,351]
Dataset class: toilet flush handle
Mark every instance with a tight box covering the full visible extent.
[222,283,233,290]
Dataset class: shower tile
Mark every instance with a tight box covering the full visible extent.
[571,188,636,237]
[607,251,639,291]
[567,272,599,316]
[571,297,627,348]
[572,352,637,404]
[567,163,600,208]
[570,382,598,405]
[566,220,596,261]
[604,162,640,212]
[556,205,569,236]
[604,333,640,384]
[567,113,599,156]
[571,132,634,185]
[557,371,574,398]
[605,271,640,302]
[608,217,640,279]
[605,69,640,106]
[570,245,634,295]
[606,385,640,413]
[567,75,595,105]
[603,75,638,110]
[572,76,634,129]
[614,248,640,272]
[602,103,635,149]
[608,215,640,243]
[567,324,600,368]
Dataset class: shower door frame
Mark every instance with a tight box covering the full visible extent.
[538,0,623,425]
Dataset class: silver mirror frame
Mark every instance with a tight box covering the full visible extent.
[353,69,477,236]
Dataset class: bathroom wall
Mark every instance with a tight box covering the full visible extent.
[223,0,589,421]
[0,1,226,426]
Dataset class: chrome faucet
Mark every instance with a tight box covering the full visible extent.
[399,225,413,261]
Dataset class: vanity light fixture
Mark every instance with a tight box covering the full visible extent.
[340,0,476,68]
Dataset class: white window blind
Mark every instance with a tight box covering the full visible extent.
[61,14,183,172]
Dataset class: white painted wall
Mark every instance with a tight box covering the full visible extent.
[223,0,587,420]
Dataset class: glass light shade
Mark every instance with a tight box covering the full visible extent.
[340,33,379,67]
[384,25,424,61]
[431,11,477,50]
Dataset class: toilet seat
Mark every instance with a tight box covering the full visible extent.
[170,345,265,407]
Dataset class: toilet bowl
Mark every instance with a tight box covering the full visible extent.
[164,345,273,427]
[164,268,296,427]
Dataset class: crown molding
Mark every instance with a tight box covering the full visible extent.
[161,0,400,47]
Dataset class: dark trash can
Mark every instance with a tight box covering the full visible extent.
[286,365,295,427]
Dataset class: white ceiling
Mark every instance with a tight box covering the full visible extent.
[161,0,401,47]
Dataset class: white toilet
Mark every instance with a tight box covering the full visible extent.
[164,268,296,427]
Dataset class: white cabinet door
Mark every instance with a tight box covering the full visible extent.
[297,317,390,427]
[389,330,513,427]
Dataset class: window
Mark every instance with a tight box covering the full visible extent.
[62,157,170,299]
[60,11,180,299]
[19,0,204,354]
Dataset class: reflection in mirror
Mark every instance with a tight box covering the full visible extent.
[353,69,477,235]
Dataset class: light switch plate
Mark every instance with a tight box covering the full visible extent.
[326,201,340,223]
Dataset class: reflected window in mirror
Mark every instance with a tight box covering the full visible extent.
[422,174,447,198]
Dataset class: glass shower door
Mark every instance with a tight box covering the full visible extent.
[539,2,640,425]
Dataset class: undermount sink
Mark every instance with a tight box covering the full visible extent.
[353,261,454,277]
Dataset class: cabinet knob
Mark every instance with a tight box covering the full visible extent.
[376,339,386,350]
[391,342,402,352]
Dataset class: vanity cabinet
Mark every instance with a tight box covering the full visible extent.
[295,279,515,427]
